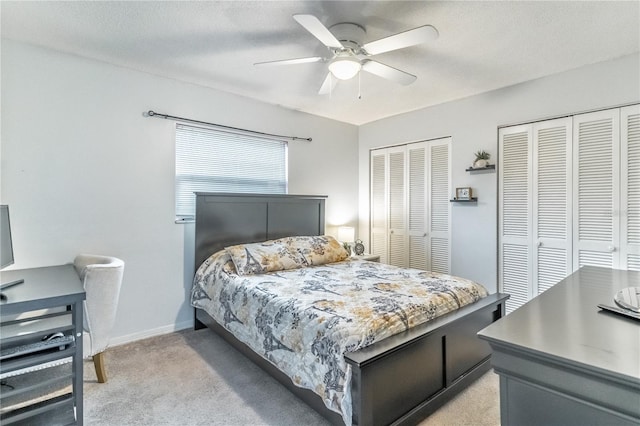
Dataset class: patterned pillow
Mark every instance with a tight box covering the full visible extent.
[292,235,349,266]
[225,235,349,275]
[225,237,308,276]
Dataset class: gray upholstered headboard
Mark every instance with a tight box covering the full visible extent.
[194,193,327,270]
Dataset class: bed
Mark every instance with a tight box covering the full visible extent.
[191,193,508,426]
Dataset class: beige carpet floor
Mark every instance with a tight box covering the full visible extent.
[81,328,500,425]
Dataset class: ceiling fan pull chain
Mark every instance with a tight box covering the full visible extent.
[358,71,362,100]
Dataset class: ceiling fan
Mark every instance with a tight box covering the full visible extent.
[255,14,439,95]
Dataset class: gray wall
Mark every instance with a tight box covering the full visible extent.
[1,39,359,344]
[358,53,640,292]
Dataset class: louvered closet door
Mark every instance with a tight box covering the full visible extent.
[407,143,428,270]
[388,147,408,267]
[499,125,533,313]
[428,138,451,273]
[573,110,620,269]
[533,118,573,294]
[370,151,388,264]
[621,105,640,271]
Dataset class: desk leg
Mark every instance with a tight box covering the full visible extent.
[72,301,84,425]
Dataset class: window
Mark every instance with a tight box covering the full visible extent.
[175,124,288,218]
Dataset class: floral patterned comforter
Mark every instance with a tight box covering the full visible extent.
[191,250,488,425]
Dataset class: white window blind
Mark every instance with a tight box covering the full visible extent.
[175,124,288,217]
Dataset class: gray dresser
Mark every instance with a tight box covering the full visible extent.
[1,265,85,425]
[478,266,640,426]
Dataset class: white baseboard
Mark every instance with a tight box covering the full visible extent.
[109,319,194,347]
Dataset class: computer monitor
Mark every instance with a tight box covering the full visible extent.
[1,205,23,294]
[1,205,14,269]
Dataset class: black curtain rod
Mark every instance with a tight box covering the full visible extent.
[145,110,312,142]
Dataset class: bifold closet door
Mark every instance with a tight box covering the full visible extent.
[370,145,407,266]
[621,105,640,271]
[371,151,388,264]
[388,147,408,267]
[533,118,573,294]
[500,119,573,313]
[408,143,428,270]
[499,124,532,313]
[573,109,620,269]
[427,139,451,273]
[407,139,451,273]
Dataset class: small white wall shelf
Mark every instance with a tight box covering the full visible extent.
[450,197,478,203]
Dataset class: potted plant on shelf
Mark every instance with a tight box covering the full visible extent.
[473,150,490,168]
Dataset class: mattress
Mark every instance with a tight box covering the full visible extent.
[191,249,488,424]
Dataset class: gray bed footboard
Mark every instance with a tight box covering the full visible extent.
[195,292,507,425]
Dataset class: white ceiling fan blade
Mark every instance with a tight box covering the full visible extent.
[255,57,324,66]
[318,73,337,95]
[362,60,417,85]
[293,14,344,49]
[363,25,438,55]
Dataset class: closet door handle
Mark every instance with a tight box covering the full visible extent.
[608,246,616,253]
[537,241,543,247]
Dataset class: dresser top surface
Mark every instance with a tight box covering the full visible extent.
[479,266,640,382]
[1,264,85,309]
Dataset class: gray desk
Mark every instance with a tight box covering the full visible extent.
[478,266,640,426]
[0,264,85,425]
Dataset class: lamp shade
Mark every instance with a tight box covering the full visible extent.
[328,56,362,80]
[338,226,355,243]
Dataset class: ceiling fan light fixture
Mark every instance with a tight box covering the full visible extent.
[328,56,362,80]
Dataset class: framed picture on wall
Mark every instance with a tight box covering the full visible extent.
[456,187,472,200]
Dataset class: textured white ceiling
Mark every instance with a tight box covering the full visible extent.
[2,1,639,125]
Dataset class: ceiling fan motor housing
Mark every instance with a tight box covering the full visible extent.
[329,23,367,55]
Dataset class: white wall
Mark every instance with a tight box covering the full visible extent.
[3,39,637,343]
[358,53,640,293]
[1,39,359,344]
